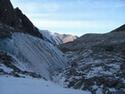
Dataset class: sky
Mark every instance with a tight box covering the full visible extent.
[11,0,125,36]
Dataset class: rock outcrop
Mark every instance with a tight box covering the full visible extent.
[0,0,43,38]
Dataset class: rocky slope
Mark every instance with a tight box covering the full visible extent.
[0,0,68,80]
[59,25,125,94]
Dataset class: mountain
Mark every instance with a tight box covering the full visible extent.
[40,30,77,45]
[0,0,68,80]
[0,0,125,94]
[54,33,78,44]
[0,0,43,38]
[0,1,91,94]
[58,25,125,94]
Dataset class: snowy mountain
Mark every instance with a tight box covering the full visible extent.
[40,30,77,45]
[59,25,125,94]
[0,0,91,94]
[0,28,68,80]
[0,0,125,94]
[0,0,68,80]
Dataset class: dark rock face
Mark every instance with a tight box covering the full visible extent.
[59,25,125,94]
[0,23,12,38]
[0,0,15,25]
[0,0,43,38]
[14,8,43,38]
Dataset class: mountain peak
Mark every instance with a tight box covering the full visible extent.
[0,0,43,39]
[0,0,15,26]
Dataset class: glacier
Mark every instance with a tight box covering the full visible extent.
[0,32,68,79]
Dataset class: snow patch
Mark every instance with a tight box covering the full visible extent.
[0,64,13,73]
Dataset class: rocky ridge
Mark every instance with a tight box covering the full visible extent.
[58,25,125,94]
[0,0,43,38]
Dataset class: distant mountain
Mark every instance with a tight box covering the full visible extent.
[59,25,125,94]
[54,33,78,44]
[40,30,77,45]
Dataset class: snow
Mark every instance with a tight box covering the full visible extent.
[0,64,13,73]
[40,30,62,45]
[86,66,103,79]
[0,76,91,94]
[96,88,103,94]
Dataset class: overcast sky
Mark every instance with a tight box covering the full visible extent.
[11,0,125,36]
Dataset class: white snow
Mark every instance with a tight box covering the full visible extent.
[0,64,13,73]
[40,30,62,45]
[0,76,91,94]
[96,88,103,94]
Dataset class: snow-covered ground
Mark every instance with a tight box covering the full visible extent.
[0,76,91,94]
[0,63,13,73]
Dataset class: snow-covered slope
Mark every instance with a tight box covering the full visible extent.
[40,30,62,45]
[0,0,68,80]
[0,76,91,94]
[0,31,68,79]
